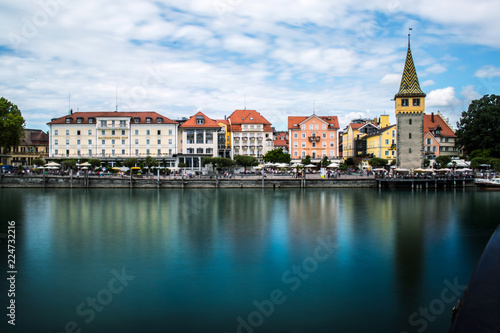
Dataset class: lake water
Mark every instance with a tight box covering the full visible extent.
[1,188,499,333]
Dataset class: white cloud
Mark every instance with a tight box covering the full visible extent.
[380,74,400,86]
[425,64,447,74]
[474,65,500,78]
[0,0,499,132]
[460,85,480,101]
[426,87,459,108]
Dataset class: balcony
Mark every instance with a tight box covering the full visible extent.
[308,136,320,142]
[234,137,240,141]
[250,137,255,141]
[242,145,248,149]
[242,137,248,141]
[257,137,263,141]
[250,145,255,149]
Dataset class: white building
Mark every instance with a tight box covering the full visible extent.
[47,111,179,167]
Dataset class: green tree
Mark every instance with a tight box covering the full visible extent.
[62,159,77,169]
[32,158,45,167]
[88,158,101,169]
[368,157,388,167]
[456,94,500,157]
[202,157,235,173]
[0,97,25,153]
[320,155,330,167]
[345,157,354,166]
[490,158,500,172]
[301,155,311,165]
[424,159,430,167]
[470,157,490,169]
[144,156,159,174]
[234,155,258,171]
[263,148,291,164]
[469,149,491,160]
[435,155,452,169]
[123,158,139,168]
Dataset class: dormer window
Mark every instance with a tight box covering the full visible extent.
[157,117,162,123]
[88,118,94,124]
[77,117,83,123]
[65,117,72,123]
[134,117,140,123]
[196,115,204,125]
[146,117,152,123]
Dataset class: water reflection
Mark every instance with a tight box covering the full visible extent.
[0,188,498,333]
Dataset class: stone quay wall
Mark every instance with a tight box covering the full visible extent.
[0,175,376,189]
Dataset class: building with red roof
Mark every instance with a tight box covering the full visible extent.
[273,131,289,153]
[423,112,459,159]
[47,111,179,167]
[288,114,340,163]
[5,129,49,166]
[178,111,221,169]
[227,109,274,159]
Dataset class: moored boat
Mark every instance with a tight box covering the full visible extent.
[475,178,500,189]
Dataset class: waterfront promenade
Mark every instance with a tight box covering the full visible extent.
[0,172,477,189]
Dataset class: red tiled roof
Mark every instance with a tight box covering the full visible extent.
[216,119,230,126]
[47,111,177,124]
[350,123,364,130]
[424,113,456,137]
[274,139,288,147]
[228,109,272,125]
[288,115,340,129]
[179,111,221,128]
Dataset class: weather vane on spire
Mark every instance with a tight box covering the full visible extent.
[408,27,412,46]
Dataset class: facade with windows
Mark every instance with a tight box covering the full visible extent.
[3,129,49,166]
[47,111,178,166]
[341,121,379,158]
[365,122,397,162]
[178,111,220,170]
[288,114,340,163]
[228,109,274,160]
[216,119,232,158]
[273,131,289,153]
[423,112,459,160]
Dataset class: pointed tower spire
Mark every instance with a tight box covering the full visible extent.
[395,30,425,99]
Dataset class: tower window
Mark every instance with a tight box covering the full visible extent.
[409,133,412,139]
[413,98,420,106]
[409,119,412,125]
[401,99,409,107]
[409,148,412,153]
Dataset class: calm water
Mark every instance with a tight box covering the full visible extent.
[0,188,499,333]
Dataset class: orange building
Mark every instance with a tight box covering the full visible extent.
[288,114,340,163]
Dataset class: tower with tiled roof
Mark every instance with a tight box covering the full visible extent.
[394,34,425,169]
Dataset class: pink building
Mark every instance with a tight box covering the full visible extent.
[288,114,340,163]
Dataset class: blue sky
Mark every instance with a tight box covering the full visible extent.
[1,0,500,131]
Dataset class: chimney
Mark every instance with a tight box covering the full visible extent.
[224,115,226,120]
[431,112,434,123]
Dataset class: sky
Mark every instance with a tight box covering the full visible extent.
[1,0,500,132]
